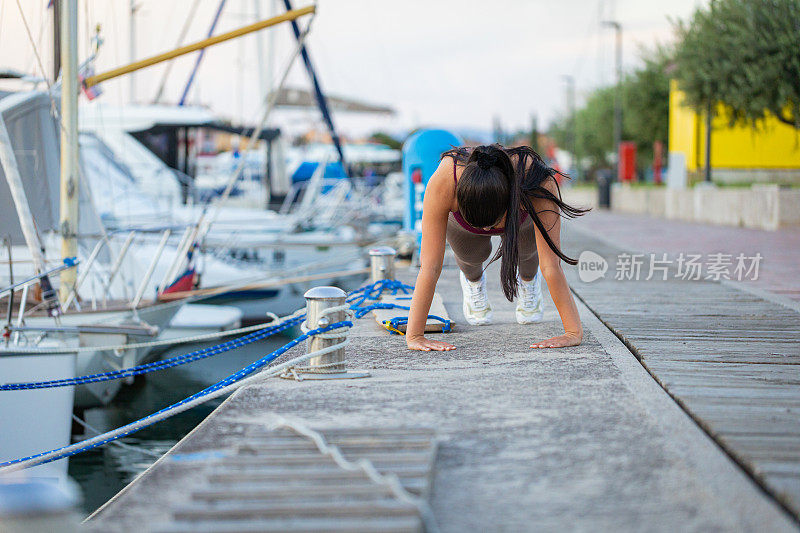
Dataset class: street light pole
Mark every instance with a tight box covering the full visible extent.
[602,20,622,179]
[562,75,577,178]
[705,100,713,182]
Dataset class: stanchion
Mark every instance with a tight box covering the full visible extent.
[369,246,396,283]
[281,286,369,380]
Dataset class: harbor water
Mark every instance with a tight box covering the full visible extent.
[67,335,290,515]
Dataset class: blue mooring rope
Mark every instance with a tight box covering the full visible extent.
[383,315,452,335]
[0,278,452,468]
[0,280,418,392]
[0,320,353,469]
[346,279,413,307]
[347,279,451,335]
[0,316,305,391]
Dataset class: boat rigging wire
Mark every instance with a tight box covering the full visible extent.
[14,0,59,122]
[152,0,202,104]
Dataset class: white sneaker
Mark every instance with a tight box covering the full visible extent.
[460,271,493,325]
[516,271,544,324]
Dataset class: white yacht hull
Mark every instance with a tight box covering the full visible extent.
[0,348,77,482]
[18,300,183,409]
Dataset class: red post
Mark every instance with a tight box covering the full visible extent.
[618,141,636,182]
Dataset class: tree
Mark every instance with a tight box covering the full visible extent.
[673,0,800,129]
[550,47,671,175]
[368,132,402,150]
[576,87,616,168]
[550,88,615,172]
[529,115,541,154]
[623,46,672,167]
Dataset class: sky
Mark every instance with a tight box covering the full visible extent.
[0,0,706,138]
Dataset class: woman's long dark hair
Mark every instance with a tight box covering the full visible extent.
[441,144,589,301]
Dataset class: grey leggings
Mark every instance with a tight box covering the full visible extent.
[446,212,539,282]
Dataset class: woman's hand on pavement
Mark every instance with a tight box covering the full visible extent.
[407,335,455,351]
[530,332,582,349]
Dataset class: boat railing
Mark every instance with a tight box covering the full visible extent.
[7,323,159,337]
[132,229,172,309]
[158,227,195,296]
[62,228,174,312]
[283,178,356,227]
[0,259,79,300]
[2,257,79,345]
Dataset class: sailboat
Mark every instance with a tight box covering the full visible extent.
[0,1,176,480]
[0,0,324,480]
[0,87,186,409]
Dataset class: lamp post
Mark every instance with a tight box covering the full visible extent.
[561,74,577,178]
[704,100,713,182]
[602,20,622,179]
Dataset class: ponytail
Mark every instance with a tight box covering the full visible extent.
[443,144,589,301]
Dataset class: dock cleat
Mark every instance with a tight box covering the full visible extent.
[516,271,544,324]
[460,271,493,325]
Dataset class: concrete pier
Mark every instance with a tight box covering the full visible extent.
[87,227,798,532]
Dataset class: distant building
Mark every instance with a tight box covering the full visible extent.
[669,80,800,184]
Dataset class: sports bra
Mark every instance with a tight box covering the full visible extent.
[449,156,528,235]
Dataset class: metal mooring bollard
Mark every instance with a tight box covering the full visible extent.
[306,286,347,372]
[369,246,397,283]
[282,286,369,380]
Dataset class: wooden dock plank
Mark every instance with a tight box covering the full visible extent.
[565,228,800,519]
[153,516,423,533]
[152,425,436,532]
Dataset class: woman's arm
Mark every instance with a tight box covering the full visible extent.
[406,159,456,351]
[530,179,583,348]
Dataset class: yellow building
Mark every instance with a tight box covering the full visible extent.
[668,80,800,182]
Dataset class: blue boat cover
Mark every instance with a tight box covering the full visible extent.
[291,161,347,182]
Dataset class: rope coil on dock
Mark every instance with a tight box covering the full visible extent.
[382,315,452,336]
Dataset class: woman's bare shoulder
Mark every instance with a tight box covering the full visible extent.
[424,156,457,208]
[428,156,456,187]
[541,174,559,194]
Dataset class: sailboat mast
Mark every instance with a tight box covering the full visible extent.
[58,0,79,302]
[52,0,61,81]
[129,0,137,102]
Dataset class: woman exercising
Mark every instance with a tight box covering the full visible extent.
[405,144,588,352]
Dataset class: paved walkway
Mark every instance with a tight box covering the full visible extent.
[570,210,800,304]
[88,256,795,532]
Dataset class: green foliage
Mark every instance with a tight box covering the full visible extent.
[550,86,615,169]
[529,115,541,153]
[368,132,403,150]
[622,46,672,165]
[550,46,671,172]
[673,0,800,128]
[574,86,617,168]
